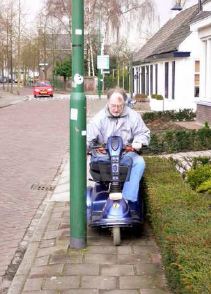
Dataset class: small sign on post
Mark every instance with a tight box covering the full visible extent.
[97,55,109,70]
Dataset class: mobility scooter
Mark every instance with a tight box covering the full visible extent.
[87,136,144,245]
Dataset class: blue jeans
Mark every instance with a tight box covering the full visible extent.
[91,152,145,202]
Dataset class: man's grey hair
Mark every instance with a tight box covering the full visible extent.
[107,87,127,101]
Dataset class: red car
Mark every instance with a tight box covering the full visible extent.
[33,81,53,98]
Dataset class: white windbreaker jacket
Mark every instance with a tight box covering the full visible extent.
[87,105,150,147]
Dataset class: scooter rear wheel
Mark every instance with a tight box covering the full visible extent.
[112,226,121,246]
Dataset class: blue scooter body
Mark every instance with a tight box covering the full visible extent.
[87,136,144,243]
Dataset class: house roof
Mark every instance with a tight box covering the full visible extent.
[191,10,211,23]
[133,4,199,63]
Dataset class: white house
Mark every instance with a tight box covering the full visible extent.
[132,3,203,111]
[190,0,211,124]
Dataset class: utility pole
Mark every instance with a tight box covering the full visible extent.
[97,0,103,98]
[70,0,87,249]
[17,0,21,95]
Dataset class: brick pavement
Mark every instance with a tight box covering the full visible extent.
[8,201,171,294]
[0,99,69,292]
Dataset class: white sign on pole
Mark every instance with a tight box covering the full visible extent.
[97,55,109,70]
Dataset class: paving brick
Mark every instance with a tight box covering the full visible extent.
[119,276,158,289]
[63,264,99,275]
[117,246,132,255]
[23,278,43,291]
[101,291,138,294]
[23,291,58,294]
[140,289,171,294]
[34,256,50,267]
[86,245,117,254]
[118,254,151,264]
[62,290,99,294]
[37,247,66,258]
[29,264,63,278]
[81,276,117,289]
[135,263,163,275]
[50,249,83,264]
[43,276,80,290]
[101,265,134,276]
[84,254,117,264]
[133,246,159,255]
[39,239,56,249]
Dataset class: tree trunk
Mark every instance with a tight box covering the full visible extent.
[64,76,67,90]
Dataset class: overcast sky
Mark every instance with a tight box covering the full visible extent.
[154,0,198,25]
[23,0,199,28]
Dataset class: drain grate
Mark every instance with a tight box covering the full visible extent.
[31,183,56,191]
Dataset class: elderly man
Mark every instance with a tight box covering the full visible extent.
[87,87,150,203]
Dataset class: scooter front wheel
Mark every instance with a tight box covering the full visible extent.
[112,226,121,246]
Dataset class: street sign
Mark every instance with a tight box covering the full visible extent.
[97,55,109,70]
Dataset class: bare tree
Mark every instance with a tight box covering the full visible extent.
[41,0,155,78]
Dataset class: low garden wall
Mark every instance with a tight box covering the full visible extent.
[197,101,211,124]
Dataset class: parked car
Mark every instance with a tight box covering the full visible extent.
[33,81,53,98]
[0,76,7,83]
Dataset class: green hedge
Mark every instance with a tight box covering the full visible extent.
[151,94,164,100]
[143,109,196,122]
[144,157,211,294]
[146,128,211,154]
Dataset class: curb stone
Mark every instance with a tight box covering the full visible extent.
[7,202,55,294]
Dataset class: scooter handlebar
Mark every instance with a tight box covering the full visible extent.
[87,142,148,155]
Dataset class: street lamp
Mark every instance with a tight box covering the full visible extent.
[171,0,203,12]
[171,0,182,11]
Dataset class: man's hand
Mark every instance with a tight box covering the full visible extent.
[132,142,142,151]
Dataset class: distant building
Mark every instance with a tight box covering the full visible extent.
[190,0,211,124]
[133,5,201,110]
[132,3,202,111]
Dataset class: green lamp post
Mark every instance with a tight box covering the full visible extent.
[70,0,87,249]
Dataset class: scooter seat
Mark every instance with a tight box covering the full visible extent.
[90,161,130,182]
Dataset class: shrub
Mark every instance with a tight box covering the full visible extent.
[186,164,211,190]
[151,94,164,100]
[196,179,211,194]
[144,157,211,294]
[142,109,196,122]
[134,93,149,102]
[144,129,211,154]
[191,157,211,170]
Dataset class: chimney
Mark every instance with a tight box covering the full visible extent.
[198,0,203,12]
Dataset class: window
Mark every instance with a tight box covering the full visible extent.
[146,66,149,95]
[172,61,175,100]
[141,66,145,94]
[165,62,169,98]
[194,60,200,97]
[150,65,153,95]
[155,64,158,94]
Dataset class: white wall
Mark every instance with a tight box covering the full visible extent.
[190,14,211,103]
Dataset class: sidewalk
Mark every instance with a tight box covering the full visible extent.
[0,86,31,108]
[8,156,171,294]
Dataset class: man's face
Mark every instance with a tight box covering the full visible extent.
[107,92,125,117]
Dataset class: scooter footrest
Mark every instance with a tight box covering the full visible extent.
[109,192,122,200]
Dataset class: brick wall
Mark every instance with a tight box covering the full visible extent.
[196,102,211,124]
